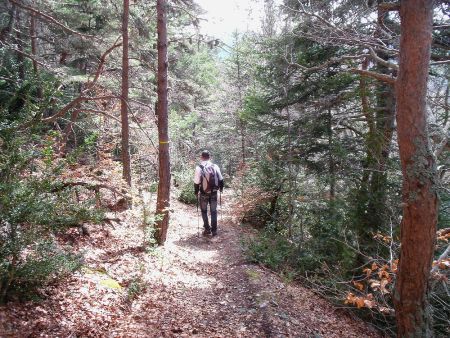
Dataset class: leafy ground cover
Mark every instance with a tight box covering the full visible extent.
[0,191,380,337]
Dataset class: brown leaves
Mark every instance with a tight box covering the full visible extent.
[345,293,376,309]
[373,232,392,244]
[437,228,450,242]
[352,281,364,291]
[432,258,450,270]
[346,260,396,316]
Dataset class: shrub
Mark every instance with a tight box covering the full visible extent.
[0,135,103,303]
[174,170,197,205]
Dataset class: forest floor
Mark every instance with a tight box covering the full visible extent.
[1,190,381,337]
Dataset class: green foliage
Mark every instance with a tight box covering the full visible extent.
[0,136,104,302]
[1,241,81,302]
[244,228,296,273]
[0,57,104,303]
[174,170,197,205]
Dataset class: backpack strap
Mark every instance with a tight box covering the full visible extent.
[198,164,209,193]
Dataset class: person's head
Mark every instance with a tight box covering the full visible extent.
[200,150,210,161]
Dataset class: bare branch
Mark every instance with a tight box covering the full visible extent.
[85,37,122,90]
[18,41,122,129]
[54,181,131,201]
[337,121,364,137]
[430,59,450,66]
[431,243,450,274]
[0,41,46,67]
[350,68,396,85]
[288,54,368,73]
[9,0,95,39]
[77,108,122,123]
[367,47,399,71]
[378,2,400,12]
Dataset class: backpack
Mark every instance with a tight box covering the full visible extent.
[199,163,219,193]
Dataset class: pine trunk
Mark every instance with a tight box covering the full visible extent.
[14,10,25,81]
[121,0,132,186]
[394,1,437,336]
[155,0,170,245]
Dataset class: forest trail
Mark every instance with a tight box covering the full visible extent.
[1,191,380,337]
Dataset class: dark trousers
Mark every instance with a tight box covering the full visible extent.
[200,192,218,231]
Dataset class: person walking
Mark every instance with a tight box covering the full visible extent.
[194,150,224,236]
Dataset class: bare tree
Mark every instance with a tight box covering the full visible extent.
[121,0,132,186]
[155,0,171,245]
[393,0,438,336]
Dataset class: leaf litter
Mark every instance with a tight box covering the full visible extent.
[0,190,381,337]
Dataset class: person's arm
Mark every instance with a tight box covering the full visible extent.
[215,164,224,192]
[194,166,201,194]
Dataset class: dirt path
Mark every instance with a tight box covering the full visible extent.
[1,191,380,337]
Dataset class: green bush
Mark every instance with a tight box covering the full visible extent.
[1,241,81,302]
[174,170,197,205]
[0,131,103,303]
[245,230,296,272]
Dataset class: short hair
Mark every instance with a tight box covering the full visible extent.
[201,150,210,159]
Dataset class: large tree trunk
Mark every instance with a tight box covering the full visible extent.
[155,0,170,245]
[121,0,132,186]
[394,1,437,336]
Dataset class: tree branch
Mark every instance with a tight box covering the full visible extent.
[378,2,400,12]
[337,121,365,137]
[18,41,122,129]
[85,37,122,90]
[431,243,450,274]
[54,181,131,201]
[0,41,47,67]
[367,46,399,70]
[288,54,368,73]
[8,0,95,39]
[350,68,396,85]
[430,59,450,66]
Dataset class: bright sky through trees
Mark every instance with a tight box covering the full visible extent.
[195,0,266,43]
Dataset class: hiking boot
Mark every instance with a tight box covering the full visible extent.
[202,229,212,236]
[211,230,217,236]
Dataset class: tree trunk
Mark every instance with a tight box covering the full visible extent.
[155,0,170,245]
[14,9,25,81]
[327,108,335,201]
[236,47,246,164]
[355,3,396,254]
[365,2,397,236]
[30,7,43,99]
[0,4,15,43]
[121,0,132,186]
[394,1,437,336]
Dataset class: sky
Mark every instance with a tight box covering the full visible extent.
[194,0,265,44]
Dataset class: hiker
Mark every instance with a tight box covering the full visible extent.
[194,150,224,236]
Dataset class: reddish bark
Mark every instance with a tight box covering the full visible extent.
[394,1,437,336]
[121,0,132,186]
[155,0,171,245]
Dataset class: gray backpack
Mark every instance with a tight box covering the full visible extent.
[199,164,218,193]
